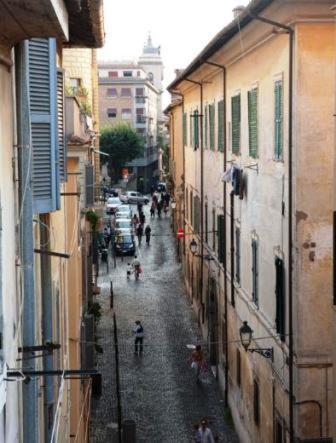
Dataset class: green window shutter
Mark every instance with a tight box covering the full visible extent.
[248,88,258,158]
[252,240,258,306]
[183,112,187,146]
[274,80,283,160]
[57,69,66,183]
[275,257,285,342]
[209,103,215,150]
[29,38,58,214]
[204,105,208,149]
[217,215,225,263]
[194,110,199,149]
[231,95,241,154]
[218,100,224,152]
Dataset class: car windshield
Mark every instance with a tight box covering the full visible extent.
[116,220,131,229]
[108,198,120,204]
[116,235,132,244]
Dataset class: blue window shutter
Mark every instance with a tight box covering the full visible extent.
[57,69,66,183]
[29,38,58,214]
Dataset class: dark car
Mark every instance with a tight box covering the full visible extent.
[114,233,136,256]
[108,188,119,197]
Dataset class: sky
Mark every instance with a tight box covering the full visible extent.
[98,0,250,107]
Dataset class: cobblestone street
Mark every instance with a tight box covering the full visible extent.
[90,206,238,443]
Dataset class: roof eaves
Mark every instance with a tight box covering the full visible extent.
[167,0,273,91]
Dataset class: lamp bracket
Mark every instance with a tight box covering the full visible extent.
[249,347,273,361]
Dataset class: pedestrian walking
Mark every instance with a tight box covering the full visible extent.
[103,226,111,248]
[157,201,162,219]
[137,201,143,213]
[150,202,156,219]
[132,214,139,228]
[145,225,151,245]
[139,211,146,225]
[152,192,158,205]
[163,201,168,217]
[126,262,132,280]
[133,320,144,354]
[136,224,143,245]
[196,420,215,443]
[188,345,204,381]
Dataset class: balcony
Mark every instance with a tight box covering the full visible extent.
[136,97,146,104]
[136,116,147,124]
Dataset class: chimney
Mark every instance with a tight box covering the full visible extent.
[233,5,245,18]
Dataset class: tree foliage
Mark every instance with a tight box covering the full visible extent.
[100,124,144,179]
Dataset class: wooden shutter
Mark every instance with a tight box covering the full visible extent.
[218,100,224,152]
[204,105,208,149]
[57,69,66,183]
[235,228,240,283]
[248,88,258,158]
[29,38,58,214]
[85,165,94,207]
[253,380,260,425]
[209,103,215,150]
[252,239,258,305]
[275,257,285,341]
[231,95,241,154]
[274,80,283,160]
[217,215,225,263]
[183,112,187,146]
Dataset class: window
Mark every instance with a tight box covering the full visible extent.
[231,94,241,154]
[275,257,285,341]
[209,103,215,150]
[148,72,154,82]
[69,77,81,93]
[136,88,144,97]
[248,88,258,158]
[252,240,258,306]
[185,188,189,220]
[212,208,216,251]
[107,108,117,118]
[193,110,199,149]
[204,105,208,149]
[235,228,240,283]
[121,108,132,120]
[193,195,201,234]
[236,349,241,387]
[108,71,118,78]
[205,203,208,243]
[217,215,225,263]
[106,88,117,97]
[183,113,187,146]
[123,71,132,77]
[121,88,131,97]
[137,71,141,77]
[136,108,145,124]
[218,100,224,152]
[274,80,283,160]
[253,380,260,425]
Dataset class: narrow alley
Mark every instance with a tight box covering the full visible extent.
[90,207,238,442]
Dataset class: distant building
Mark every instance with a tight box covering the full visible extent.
[98,35,164,192]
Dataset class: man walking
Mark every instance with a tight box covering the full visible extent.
[133,320,144,355]
[197,420,215,443]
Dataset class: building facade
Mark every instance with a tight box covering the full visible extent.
[167,1,335,442]
[0,1,104,441]
[98,37,164,192]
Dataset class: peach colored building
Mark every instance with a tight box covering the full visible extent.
[168,1,335,441]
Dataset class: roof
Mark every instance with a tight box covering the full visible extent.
[64,0,105,48]
[164,99,182,115]
[168,0,273,91]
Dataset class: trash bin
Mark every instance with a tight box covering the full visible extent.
[122,419,136,443]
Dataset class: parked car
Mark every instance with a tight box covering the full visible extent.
[119,191,149,205]
[114,232,136,256]
[106,197,122,213]
[115,205,132,219]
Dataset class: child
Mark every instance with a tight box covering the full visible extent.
[126,263,132,280]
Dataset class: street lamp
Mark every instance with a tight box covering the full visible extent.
[239,321,274,360]
[189,238,214,260]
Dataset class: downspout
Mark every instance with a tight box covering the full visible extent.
[248,10,294,442]
[204,61,229,405]
[185,79,204,310]
[15,41,38,442]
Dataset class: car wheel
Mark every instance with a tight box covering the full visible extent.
[144,199,149,204]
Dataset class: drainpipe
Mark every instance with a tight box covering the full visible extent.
[40,214,54,442]
[15,41,38,442]
[185,78,204,313]
[203,61,229,405]
[247,10,294,442]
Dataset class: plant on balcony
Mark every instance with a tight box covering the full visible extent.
[100,123,144,182]
[86,210,99,231]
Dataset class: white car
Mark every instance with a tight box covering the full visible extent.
[115,218,132,231]
[106,197,122,214]
[119,191,149,205]
[115,205,132,218]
